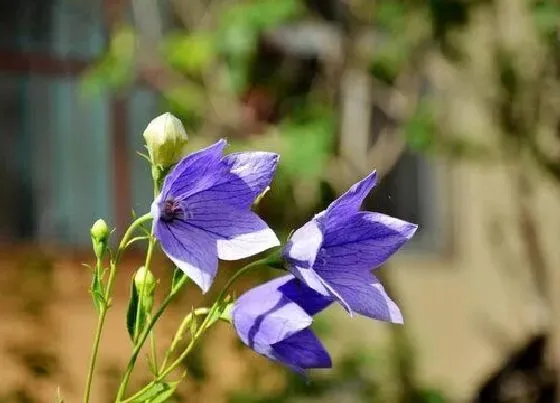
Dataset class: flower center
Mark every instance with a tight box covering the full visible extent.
[161,199,183,222]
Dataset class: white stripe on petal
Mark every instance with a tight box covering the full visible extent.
[217,227,280,260]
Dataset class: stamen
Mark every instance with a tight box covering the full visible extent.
[161,199,183,222]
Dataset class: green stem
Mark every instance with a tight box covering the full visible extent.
[159,307,210,372]
[160,258,269,380]
[115,275,189,402]
[84,312,106,403]
[149,316,158,376]
[121,256,273,403]
[82,213,152,403]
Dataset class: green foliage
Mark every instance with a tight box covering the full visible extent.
[279,109,335,181]
[89,265,106,313]
[81,25,136,96]
[216,0,303,93]
[531,0,560,38]
[219,0,303,33]
[163,32,216,75]
[128,381,180,403]
[404,101,437,152]
[171,267,186,292]
[374,1,409,33]
[370,37,411,85]
[126,278,146,342]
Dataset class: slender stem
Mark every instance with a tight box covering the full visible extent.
[115,275,189,402]
[83,257,105,403]
[159,307,211,372]
[159,258,268,380]
[149,316,158,376]
[120,257,272,403]
[82,213,152,403]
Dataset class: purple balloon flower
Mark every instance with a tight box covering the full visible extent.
[152,139,280,293]
[283,171,417,323]
[232,275,332,373]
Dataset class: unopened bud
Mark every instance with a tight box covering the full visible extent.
[90,219,109,258]
[134,266,157,296]
[143,112,188,166]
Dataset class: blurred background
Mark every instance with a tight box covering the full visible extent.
[0,0,559,402]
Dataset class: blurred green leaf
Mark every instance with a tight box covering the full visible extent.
[370,37,410,85]
[81,25,136,97]
[216,0,303,94]
[415,388,448,403]
[375,1,408,32]
[279,112,335,181]
[532,1,560,37]
[164,32,215,75]
[220,0,303,32]
[404,101,437,151]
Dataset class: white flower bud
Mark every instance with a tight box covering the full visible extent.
[143,112,188,166]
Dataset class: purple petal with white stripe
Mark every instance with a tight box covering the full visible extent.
[283,170,416,323]
[153,139,280,293]
[232,275,332,372]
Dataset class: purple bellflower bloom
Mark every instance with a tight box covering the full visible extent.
[232,275,332,373]
[283,171,417,323]
[152,139,280,293]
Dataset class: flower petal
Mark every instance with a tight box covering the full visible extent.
[161,139,227,200]
[318,270,403,323]
[154,218,218,293]
[321,212,417,271]
[215,152,279,208]
[276,276,333,316]
[232,276,313,349]
[321,171,377,228]
[185,195,279,260]
[272,328,332,372]
[284,220,323,269]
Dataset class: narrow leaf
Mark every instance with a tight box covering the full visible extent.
[89,267,105,313]
[171,267,186,291]
[126,279,146,342]
[128,382,166,402]
[148,381,180,403]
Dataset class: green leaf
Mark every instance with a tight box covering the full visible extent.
[128,382,166,403]
[219,302,234,324]
[147,386,177,403]
[128,381,180,403]
[126,279,146,342]
[171,267,186,291]
[89,266,105,313]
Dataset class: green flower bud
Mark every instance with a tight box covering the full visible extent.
[143,112,188,167]
[90,219,109,258]
[134,266,157,313]
[134,266,157,296]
